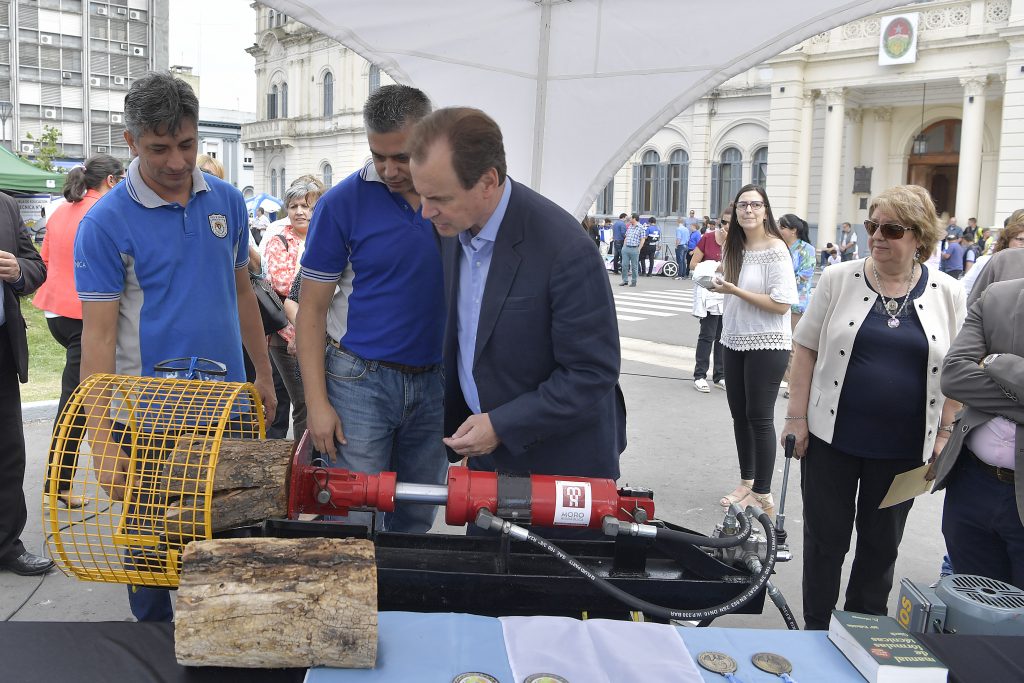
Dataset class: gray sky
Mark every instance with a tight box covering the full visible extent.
[168,0,257,112]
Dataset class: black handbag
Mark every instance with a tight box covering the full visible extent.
[250,271,288,335]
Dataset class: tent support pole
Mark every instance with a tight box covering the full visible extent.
[530,0,553,191]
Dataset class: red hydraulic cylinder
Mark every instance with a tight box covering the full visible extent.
[444,467,655,530]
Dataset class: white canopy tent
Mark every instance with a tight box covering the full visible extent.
[264,0,917,217]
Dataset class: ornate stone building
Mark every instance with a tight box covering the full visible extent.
[245,0,1020,250]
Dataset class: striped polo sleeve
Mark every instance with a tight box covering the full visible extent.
[73,213,125,302]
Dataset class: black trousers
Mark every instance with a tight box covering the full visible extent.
[801,434,919,630]
[612,240,624,273]
[693,314,724,383]
[0,326,28,563]
[46,316,84,493]
[723,347,788,494]
[640,244,655,275]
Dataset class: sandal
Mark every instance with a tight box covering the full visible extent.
[719,480,754,507]
[736,490,775,518]
[56,492,86,509]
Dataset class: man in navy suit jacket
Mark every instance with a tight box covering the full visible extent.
[408,107,625,480]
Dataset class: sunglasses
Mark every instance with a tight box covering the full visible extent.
[864,219,914,240]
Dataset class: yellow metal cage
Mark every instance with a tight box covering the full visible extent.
[43,373,264,587]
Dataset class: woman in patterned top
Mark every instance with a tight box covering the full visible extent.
[709,185,797,516]
[264,178,324,440]
[778,213,816,396]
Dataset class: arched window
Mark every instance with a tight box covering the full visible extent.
[281,82,288,118]
[323,163,333,189]
[268,9,275,27]
[635,150,660,214]
[280,167,286,192]
[668,149,689,215]
[268,84,278,120]
[751,147,768,187]
[270,168,277,198]
[711,148,742,215]
[323,72,334,117]
[368,64,380,94]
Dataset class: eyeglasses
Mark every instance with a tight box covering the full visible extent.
[735,201,765,212]
[864,219,915,240]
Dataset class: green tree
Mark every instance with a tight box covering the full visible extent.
[24,125,63,172]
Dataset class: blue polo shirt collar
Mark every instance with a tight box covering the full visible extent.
[459,180,511,248]
[124,156,210,208]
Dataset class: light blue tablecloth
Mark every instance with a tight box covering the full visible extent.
[305,612,865,683]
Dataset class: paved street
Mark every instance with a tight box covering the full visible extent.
[2,282,946,630]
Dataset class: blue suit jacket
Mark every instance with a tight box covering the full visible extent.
[442,179,626,479]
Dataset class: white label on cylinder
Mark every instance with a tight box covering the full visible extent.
[553,480,592,526]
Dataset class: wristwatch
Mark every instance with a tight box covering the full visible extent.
[982,353,1002,369]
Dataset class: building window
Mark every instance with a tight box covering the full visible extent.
[281,82,288,118]
[368,64,380,94]
[751,147,768,187]
[668,149,689,215]
[268,84,278,120]
[270,168,277,197]
[323,163,333,188]
[280,167,286,192]
[323,72,334,117]
[711,147,742,216]
[596,177,614,215]
[634,150,660,214]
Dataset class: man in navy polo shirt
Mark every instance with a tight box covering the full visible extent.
[611,212,627,273]
[296,85,446,534]
[75,71,276,621]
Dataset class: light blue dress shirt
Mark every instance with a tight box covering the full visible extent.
[457,180,512,414]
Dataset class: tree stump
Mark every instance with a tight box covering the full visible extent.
[175,537,378,668]
[160,438,292,543]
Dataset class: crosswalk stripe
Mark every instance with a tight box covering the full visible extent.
[613,300,689,312]
[614,307,676,317]
[616,314,645,321]
[640,291,693,299]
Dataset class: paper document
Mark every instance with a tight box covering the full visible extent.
[879,464,933,509]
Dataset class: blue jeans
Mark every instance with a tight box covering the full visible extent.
[324,344,447,533]
[621,245,641,284]
[675,245,689,278]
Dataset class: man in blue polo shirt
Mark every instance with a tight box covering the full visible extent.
[296,84,446,534]
[75,71,276,621]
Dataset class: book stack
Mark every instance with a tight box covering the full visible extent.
[828,611,947,682]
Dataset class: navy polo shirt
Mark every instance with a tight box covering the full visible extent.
[300,162,444,366]
[74,158,249,381]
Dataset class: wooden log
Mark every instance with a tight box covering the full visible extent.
[160,438,292,543]
[175,537,377,668]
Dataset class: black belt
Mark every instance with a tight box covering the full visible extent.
[328,338,438,375]
[966,446,1015,484]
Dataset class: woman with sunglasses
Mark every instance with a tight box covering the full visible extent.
[32,154,124,509]
[782,184,965,630]
[710,185,797,517]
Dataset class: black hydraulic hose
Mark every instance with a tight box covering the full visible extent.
[653,507,752,549]
[746,556,800,630]
[476,508,778,622]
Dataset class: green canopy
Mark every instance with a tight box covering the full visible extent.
[0,145,64,194]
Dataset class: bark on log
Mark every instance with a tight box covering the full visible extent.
[175,537,377,668]
[160,438,291,543]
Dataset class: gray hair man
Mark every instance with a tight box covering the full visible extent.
[296,84,447,534]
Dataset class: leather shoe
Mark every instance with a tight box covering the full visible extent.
[0,551,55,576]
